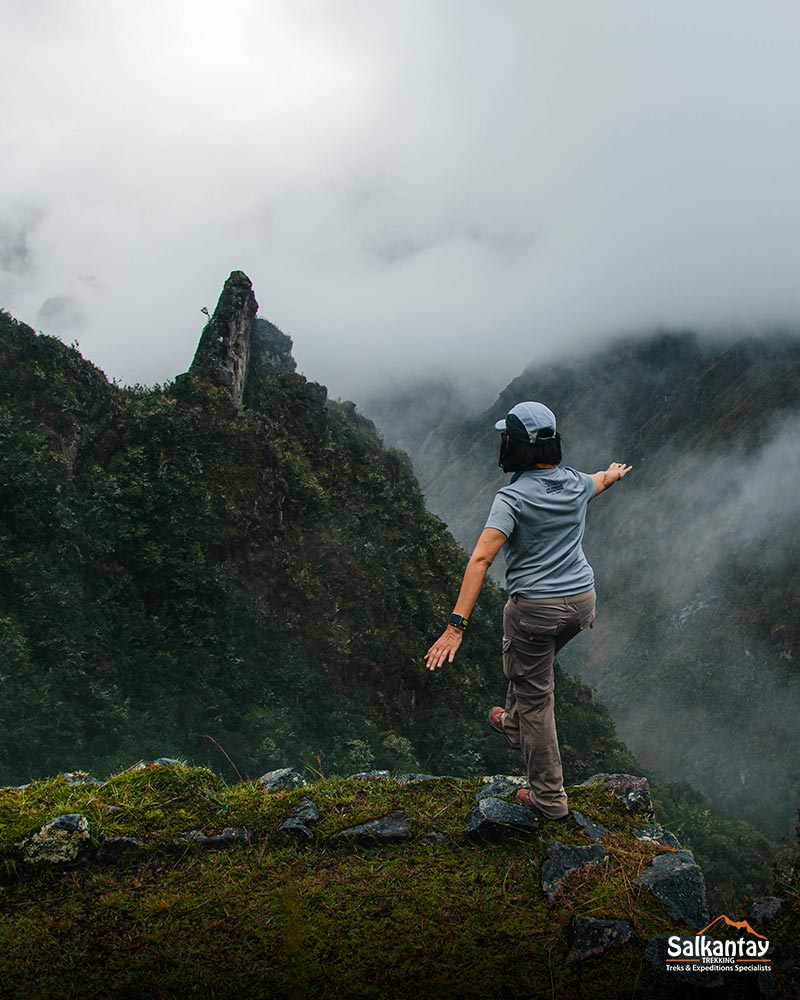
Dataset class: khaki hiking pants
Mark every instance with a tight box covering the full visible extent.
[499,588,597,819]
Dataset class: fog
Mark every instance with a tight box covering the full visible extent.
[3,1,800,399]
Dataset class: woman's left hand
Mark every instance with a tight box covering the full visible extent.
[424,627,463,671]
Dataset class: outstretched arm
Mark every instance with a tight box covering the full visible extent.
[590,462,633,497]
[424,528,507,671]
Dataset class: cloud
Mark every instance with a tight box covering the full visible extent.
[2,1,800,396]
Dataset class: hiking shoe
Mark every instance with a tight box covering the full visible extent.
[516,788,569,820]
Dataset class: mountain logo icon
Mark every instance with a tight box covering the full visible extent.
[695,915,767,940]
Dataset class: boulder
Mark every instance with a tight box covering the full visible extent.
[748,896,783,927]
[645,935,725,991]
[62,771,103,787]
[257,768,307,791]
[565,915,634,963]
[476,776,526,800]
[634,850,710,928]
[577,773,652,814]
[328,810,412,847]
[19,813,91,864]
[464,798,540,840]
[541,841,608,900]
[280,797,321,841]
[570,810,606,841]
[634,824,681,849]
[174,827,250,848]
[97,836,144,864]
[351,770,391,780]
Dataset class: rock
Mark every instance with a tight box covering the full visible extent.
[748,896,783,927]
[61,770,104,787]
[97,836,144,864]
[424,831,450,845]
[328,810,413,847]
[130,758,181,771]
[645,935,725,991]
[476,775,526,800]
[249,318,297,377]
[174,827,250,848]
[565,915,634,963]
[634,850,710,928]
[577,773,652,814]
[190,270,258,406]
[634,824,681,849]
[280,797,321,841]
[570,810,606,841]
[19,813,91,864]
[395,773,457,785]
[464,798,540,841]
[351,770,391,780]
[541,841,608,900]
[757,971,778,999]
[257,768,307,791]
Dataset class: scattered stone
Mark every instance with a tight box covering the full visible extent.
[62,770,103,787]
[19,813,91,864]
[634,824,681,849]
[464,798,540,841]
[351,770,391,780]
[570,810,606,841]
[748,897,783,927]
[257,768,307,791]
[634,850,709,928]
[328,810,412,847]
[645,936,725,991]
[130,758,182,771]
[476,775,526,800]
[565,915,634,963]
[97,836,144,864]
[541,841,608,900]
[174,827,250,848]
[577,773,653,814]
[280,797,321,841]
[424,831,450,845]
[395,773,457,785]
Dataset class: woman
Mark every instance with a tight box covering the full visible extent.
[424,400,632,820]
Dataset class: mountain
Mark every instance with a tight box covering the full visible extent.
[363,331,800,837]
[0,272,638,792]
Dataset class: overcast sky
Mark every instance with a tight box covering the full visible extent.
[2,0,800,400]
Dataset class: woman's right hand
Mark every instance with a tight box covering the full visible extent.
[606,462,632,482]
[424,626,464,671]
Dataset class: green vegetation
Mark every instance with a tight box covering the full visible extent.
[2,763,795,1000]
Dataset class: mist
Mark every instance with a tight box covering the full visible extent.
[3,1,800,400]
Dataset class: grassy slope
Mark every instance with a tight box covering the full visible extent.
[1,763,796,1000]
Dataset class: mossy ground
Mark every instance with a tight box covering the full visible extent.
[0,764,796,999]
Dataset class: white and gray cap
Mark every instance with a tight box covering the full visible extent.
[494,401,557,443]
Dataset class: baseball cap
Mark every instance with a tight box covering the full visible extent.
[494,401,557,443]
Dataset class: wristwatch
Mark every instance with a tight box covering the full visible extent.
[448,613,469,630]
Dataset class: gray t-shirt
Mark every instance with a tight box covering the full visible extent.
[484,466,595,597]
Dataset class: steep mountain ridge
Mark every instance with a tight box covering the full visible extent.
[364,332,800,836]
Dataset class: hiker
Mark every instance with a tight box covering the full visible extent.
[424,401,632,819]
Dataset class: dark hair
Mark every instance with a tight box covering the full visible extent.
[499,431,563,473]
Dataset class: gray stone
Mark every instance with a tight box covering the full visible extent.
[424,831,450,845]
[634,824,681,849]
[174,827,250,848]
[257,768,307,791]
[464,798,540,841]
[329,810,413,847]
[748,896,783,927]
[351,770,391,780]
[62,770,103,787]
[634,850,710,928]
[395,773,457,784]
[130,758,181,771]
[578,773,653,814]
[18,813,91,864]
[477,775,526,800]
[570,810,606,841]
[541,841,608,900]
[645,935,725,991]
[280,797,321,841]
[565,915,634,963]
[97,836,144,863]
